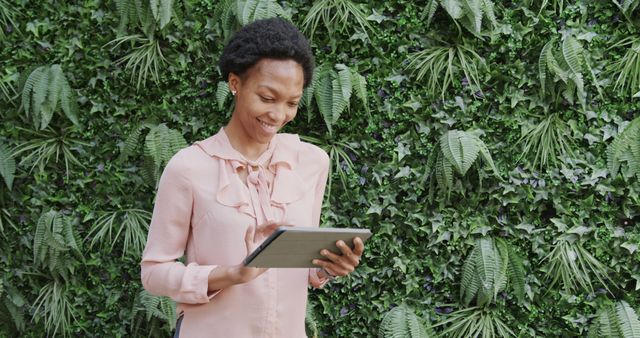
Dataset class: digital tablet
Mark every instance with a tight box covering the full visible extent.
[243,227,372,268]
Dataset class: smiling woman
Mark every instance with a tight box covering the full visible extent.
[225,59,304,153]
[139,17,366,338]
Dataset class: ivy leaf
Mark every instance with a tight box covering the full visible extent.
[366,9,387,23]
[621,242,638,254]
[396,142,411,161]
[567,225,593,236]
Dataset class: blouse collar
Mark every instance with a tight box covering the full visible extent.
[194,128,308,221]
[194,127,299,171]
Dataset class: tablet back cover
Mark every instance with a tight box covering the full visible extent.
[245,227,372,268]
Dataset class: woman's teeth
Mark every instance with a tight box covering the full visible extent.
[258,119,276,130]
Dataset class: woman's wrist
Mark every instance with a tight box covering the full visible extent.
[207,266,247,292]
[318,267,335,280]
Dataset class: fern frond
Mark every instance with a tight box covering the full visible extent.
[607,117,640,178]
[475,237,499,306]
[463,0,483,34]
[350,69,368,112]
[314,67,334,134]
[441,0,464,19]
[616,301,640,338]
[481,0,498,27]
[562,35,584,77]
[216,81,230,111]
[59,74,79,127]
[496,239,526,303]
[34,211,55,264]
[120,124,144,161]
[0,142,16,190]
[545,43,568,83]
[22,67,45,122]
[424,0,439,25]
[166,128,187,158]
[507,245,526,303]
[159,0,173,28]
[539,40,553,96]
[593,304,618,337]
[31,67,50,130]
[330,79,346,124]
[62,216,80,253]
[144,124,164,170]
[460,245,479,305]
[43,65,64,128]
[440,131,463,174]
[379,304,432,338]
[439,130,481,176]
[305,305,319,338]
[471,133,499,176]
[435,152,454,192]
[116,0,132,33]
[20,65,78,129]
[335,64,353,103]
[137,290,176,328]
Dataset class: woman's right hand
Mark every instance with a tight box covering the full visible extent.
[235,221,283,283]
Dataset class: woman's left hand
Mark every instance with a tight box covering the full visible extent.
[312,237,365,277]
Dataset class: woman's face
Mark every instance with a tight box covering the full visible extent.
[229,58,304,144]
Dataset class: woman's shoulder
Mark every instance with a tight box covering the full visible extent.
[165,142,215,173]
[276,133,329,169]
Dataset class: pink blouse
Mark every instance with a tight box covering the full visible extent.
[140,128,330,338]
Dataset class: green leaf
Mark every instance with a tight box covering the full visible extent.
[0,142,16,190]
[616,301,640,338]
[216,81,230,111]
[378,303,432,338]
[440,0,463,19]
[562,35,584,77]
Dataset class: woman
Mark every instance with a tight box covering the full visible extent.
[140,18,365,337]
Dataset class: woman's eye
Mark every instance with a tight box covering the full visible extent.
[288,102,299,107]
[260,96,274,102]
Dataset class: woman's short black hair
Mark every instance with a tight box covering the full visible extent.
[219,18,314,88]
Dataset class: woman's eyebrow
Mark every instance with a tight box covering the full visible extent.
[257,85,302,99]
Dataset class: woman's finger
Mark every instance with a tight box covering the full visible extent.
[312,259,348,276]
[256,221,281,238]
[352,237,365,256]
[335,241,359,264]
[318,250,356,274]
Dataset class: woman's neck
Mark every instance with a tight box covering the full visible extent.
[223,118,269,161]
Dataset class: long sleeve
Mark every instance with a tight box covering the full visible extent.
[309,149,331,288]
[311,150,330,229]
[140,150,219,304]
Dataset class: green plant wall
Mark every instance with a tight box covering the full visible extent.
[1,0,639,337]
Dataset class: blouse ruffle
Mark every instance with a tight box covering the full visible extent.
[194,128,309,224]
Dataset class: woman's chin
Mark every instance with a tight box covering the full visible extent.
[253,130,277,144]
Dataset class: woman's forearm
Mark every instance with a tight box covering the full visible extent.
[207,265,264,292]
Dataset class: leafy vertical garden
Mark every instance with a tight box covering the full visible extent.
[0,0,639,337]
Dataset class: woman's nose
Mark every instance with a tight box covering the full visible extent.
[268,105,287,121]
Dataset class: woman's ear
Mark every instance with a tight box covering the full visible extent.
[228,72,241,96]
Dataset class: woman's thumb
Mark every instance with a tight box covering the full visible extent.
[245,224,255,244]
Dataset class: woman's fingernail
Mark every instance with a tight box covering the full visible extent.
[321,250,328,255]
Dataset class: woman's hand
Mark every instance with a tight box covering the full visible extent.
[312,237,365,277]
[235,221,283,283]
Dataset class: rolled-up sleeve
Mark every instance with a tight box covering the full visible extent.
[140,150,219,304]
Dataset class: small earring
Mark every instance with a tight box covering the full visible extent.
[231,90,237,96]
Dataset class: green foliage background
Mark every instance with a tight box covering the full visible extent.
[1,0,639,337]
